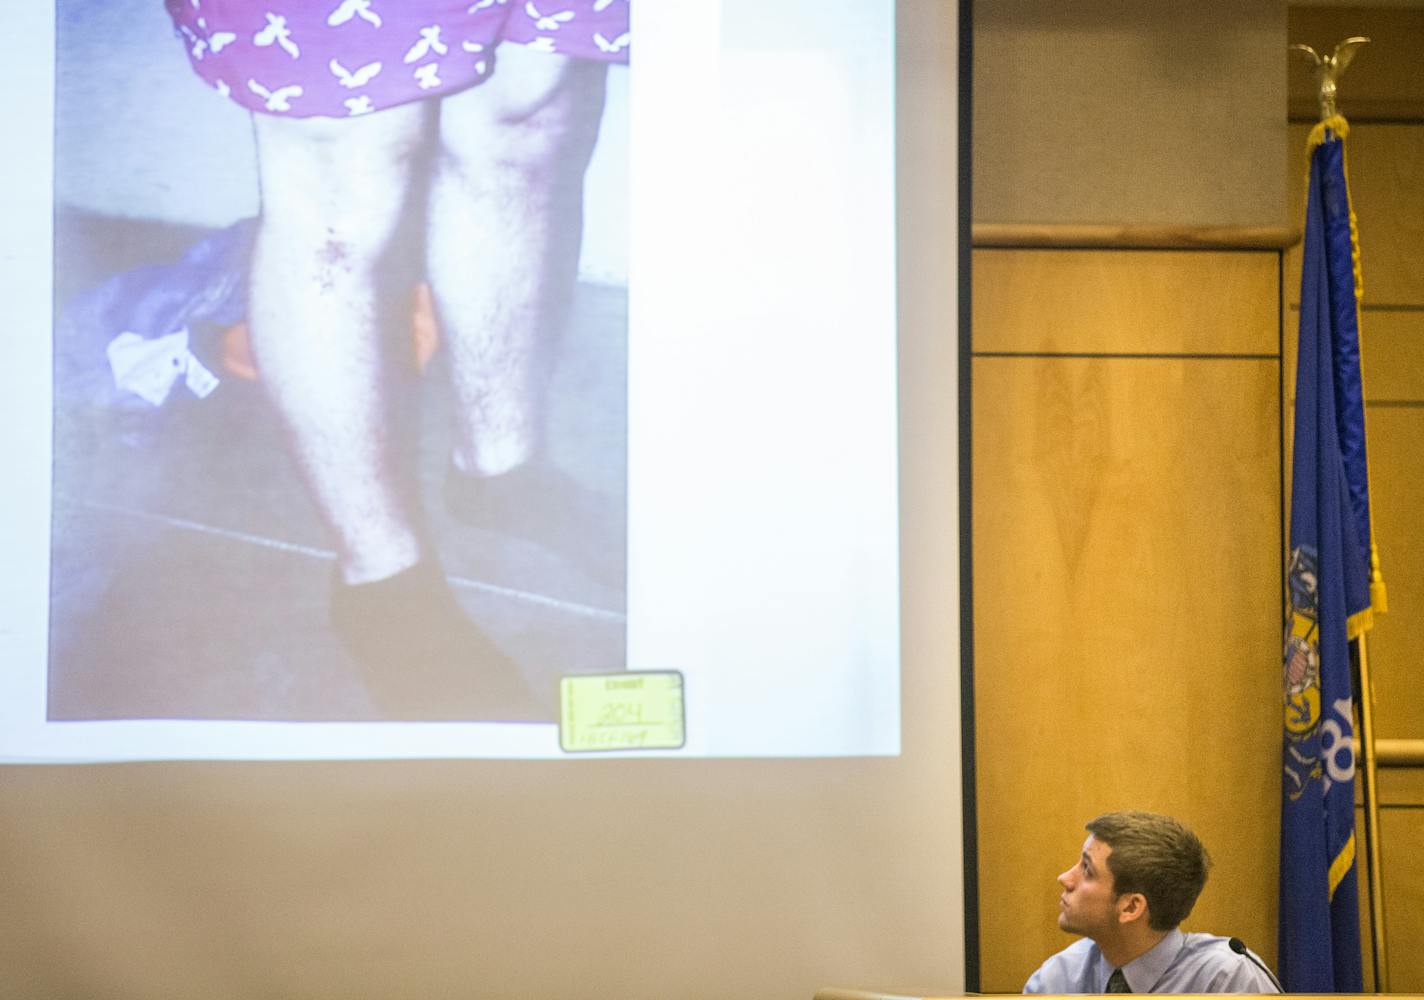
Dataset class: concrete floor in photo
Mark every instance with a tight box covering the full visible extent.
[47,215,627,723]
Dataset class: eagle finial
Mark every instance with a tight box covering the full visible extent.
[1290,36,1370,120]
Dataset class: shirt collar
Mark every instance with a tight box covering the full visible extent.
[1115,927,1185,993]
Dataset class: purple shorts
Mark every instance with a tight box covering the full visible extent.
[165,0,630,119]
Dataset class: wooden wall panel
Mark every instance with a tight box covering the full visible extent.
[1348,125,1424,307]
[1377,767,1424,805]
[1359,408,1424,740]
[973,250,1278,355]
[972,350,1281,992]
[1379,808,1424,990]
[1361,311,1424,402]
[1350,803,1424,994]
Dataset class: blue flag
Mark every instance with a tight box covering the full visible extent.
[1279,116,1377,993]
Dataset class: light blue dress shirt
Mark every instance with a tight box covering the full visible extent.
[1023,928,1281,993]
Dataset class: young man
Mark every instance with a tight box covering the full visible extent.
[1025,812,1281,994]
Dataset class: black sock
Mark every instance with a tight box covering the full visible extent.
[330,561,549,722]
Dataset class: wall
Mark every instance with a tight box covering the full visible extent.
[971,1,1290,991]
[972,1,1423,991]
[973,0,1285,227]
[971,248,1284,989]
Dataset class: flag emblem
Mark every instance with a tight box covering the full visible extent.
[1283,545,1322,748]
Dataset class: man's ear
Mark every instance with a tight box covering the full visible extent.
[1115,892,1149,926]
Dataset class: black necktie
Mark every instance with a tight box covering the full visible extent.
[1106,969,1132,993]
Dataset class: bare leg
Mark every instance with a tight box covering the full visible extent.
[249,104,429,585]
[427,44,609,477]
[250,106,542,719]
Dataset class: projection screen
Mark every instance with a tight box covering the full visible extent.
[0,0,964,996]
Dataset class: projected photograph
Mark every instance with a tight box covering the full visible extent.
[7,0,904,760]
[47,0,630,725]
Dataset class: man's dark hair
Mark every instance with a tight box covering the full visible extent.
[1086,811,1211,932]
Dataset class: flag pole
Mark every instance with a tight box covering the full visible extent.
[1352,635,1388,990]
[1290,35,1389,989]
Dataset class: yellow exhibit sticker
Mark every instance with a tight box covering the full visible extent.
[559,672,685,752]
